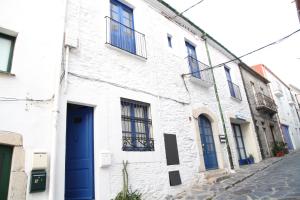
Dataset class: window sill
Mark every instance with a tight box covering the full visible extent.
[0,70,15,77]
[230,96,242,102]
[105,43,147,62]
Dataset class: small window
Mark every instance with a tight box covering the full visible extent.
[0,33,15,73]
[167,35,172,48]
[121,98,154,151]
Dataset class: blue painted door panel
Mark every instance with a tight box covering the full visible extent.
[185,42,200,78]
[232,123,247,165]
[199,115,218,170]
[65,104,94,200]
[281,124,294,150]
[110,0,136,54]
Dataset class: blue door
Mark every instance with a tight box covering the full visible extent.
[110,0,136,54]
[185,42,200,78]
[65,104,94,200]
[225,67,235,97]
[199,115,218,170]
[281,124,294,150]
[232,123,248,165]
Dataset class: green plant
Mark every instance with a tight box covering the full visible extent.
[248,154,254,160]
[272,141,285,155]
[113,161,142,200]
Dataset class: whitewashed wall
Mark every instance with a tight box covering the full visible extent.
[0,0,66,199]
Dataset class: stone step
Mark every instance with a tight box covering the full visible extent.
[205,169,230,184]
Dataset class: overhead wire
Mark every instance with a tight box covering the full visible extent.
[182,28,300,76]
[172,0,205,19]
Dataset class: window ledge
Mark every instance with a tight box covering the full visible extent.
[0,70,15,77]
[230,96,242,102]
[105,43,147,62]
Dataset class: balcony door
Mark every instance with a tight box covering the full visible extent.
[185,42,200,78]
[225,67,235,97]
[110,0,135,54]
[232,123,247,165]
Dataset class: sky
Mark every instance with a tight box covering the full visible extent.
[164,0,300,88]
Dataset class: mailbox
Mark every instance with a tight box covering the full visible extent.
[30,170,46,193]
[219,135,226,143]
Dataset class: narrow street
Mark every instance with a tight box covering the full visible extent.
[214,151,300,200]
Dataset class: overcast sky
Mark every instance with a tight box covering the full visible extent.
[164,0,300,87]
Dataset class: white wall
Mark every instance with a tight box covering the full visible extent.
[0,0,66,199]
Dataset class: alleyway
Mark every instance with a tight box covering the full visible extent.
[214,151,300,200]
[174,151,300,200]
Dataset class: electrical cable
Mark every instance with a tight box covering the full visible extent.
[0,96,54,102]
[182,28,300,76]
[172,0,205,19]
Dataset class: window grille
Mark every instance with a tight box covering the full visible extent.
[121,98,154,151]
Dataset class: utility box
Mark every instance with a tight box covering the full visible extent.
[32,152,48,170]
[99,151,112,168]
[30,170,46,193]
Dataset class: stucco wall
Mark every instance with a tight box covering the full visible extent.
[0,0,66,200]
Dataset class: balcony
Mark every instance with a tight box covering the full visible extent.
[186,56,213,87]
[227,80,242,101]
[105,16,147,59]
[256,92,277,114]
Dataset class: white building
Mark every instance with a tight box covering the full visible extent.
[253,65,300,150]
[0,0,261,199]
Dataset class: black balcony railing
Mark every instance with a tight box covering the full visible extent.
[122,135,154,151]
[227,80,242,101]
[256,92,277,113]
[186,56,213,84]
[105,16,147,59]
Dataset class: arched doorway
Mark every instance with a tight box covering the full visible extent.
[198,115,218,170]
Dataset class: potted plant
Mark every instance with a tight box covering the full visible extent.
[247,154,254,164]
[272,141,285,157]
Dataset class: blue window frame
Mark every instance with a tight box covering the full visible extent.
[110,0,136,54]
[225,67,236,97]
[167,35,172,48]
[121,98,154,151]
[185,41,200,78]
[232,123,248,165]
[0,33,15,73]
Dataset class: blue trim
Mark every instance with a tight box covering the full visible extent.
[185,41,200,78]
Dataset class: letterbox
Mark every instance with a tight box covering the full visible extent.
[30,170,46,193]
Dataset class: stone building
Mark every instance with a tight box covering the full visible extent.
[239,63,283,159]
[253,64,300,150]
[0,0,262,199]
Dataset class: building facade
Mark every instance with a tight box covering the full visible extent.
[239,63,283,159]
[253,64,300,151]
[0,0,263,199]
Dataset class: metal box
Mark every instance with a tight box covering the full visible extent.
[30,170,46,193]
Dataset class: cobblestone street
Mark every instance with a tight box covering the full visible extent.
[174,151,300,200]
[214,151,300,199]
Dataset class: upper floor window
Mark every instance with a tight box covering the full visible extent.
[0,33,15,73]
[225,66,242,100]
[185,41,200,78]
[167,35,172,48]
[121,98,154,151]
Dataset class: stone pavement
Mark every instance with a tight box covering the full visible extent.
[171,151,300,200]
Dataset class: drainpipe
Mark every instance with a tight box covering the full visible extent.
[203,35,234,169]
[64,46,70,94]
[237,64,264,160]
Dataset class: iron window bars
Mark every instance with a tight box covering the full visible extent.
[227,80,242,101]
[121,98,154,151]
[186,56,213,84]
[105,16,147,59]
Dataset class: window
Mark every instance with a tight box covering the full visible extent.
[110,0,135,54]
[167,35,172,48]
[121,98,154,151]
[0,33,15,73]
[250,82,257,103]
[185,41,200,78]
[225,66,242,100]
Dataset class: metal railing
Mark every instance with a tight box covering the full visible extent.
[122,135,154,151]
[227,80,242,100]
[256,92,277,112]
[186,56,213,84]
[105,16,147,59]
